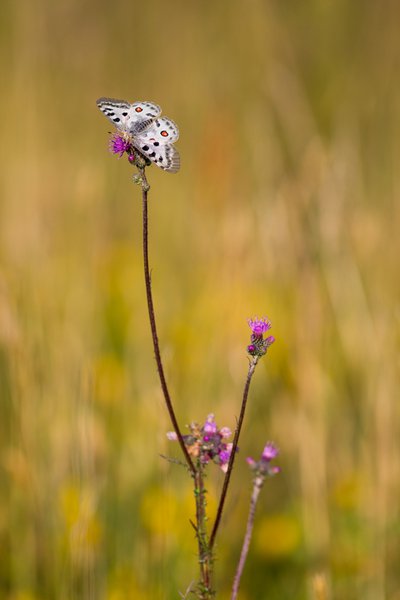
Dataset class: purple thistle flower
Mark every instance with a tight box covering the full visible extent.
[203,414,218,435]
[247,442,280,478]
[262,442,279,461]
[247,316,275,357]
[109,133,132,157]
[248,317,271,338]
[219,450,231,463]
[218,444,233,472]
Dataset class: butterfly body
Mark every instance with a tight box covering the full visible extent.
[97,97,180,173]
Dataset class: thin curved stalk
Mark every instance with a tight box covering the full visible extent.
[140,167,196,476]
[231,478,262,600]
[209,358,258,549]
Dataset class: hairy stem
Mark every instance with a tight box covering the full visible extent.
[140,167,196,475]
[209,358,258,549]
[194,467,214,598]
[231,477,262,600]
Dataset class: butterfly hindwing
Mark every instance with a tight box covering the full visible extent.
[132,118,180,172]
[134,142,180,173]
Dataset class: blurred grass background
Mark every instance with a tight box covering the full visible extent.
[1,0,399,598]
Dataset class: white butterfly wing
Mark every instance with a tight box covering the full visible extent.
[135,141,180,173]
[137,117,179,144]
[133,117,180,173]
[130,101,161,119]
[96,98,161,131]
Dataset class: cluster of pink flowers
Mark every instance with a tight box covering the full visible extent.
[247,316,275,357]
[167,414,233,472]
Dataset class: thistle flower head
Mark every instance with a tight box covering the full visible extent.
[247,316,275,357]
[108,132,133,157]
[203,413,218,436]
[247,442,280,479]
[218,443,233,472]
[248,317,271,337]
[262,442,279,461]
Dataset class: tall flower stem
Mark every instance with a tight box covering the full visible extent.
[209,357,258,550]
[194,466,214,599]
[140,167,196,476]
[231,476,263,600]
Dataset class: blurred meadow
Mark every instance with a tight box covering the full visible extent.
[1,0,400,598]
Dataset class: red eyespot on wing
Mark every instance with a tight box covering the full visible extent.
[135,107,143,112]
[161,130,169,137]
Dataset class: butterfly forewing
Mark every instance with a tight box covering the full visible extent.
[131,101,161,119]
[96,98,161,132]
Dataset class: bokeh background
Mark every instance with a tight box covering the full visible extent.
[1,0,399,598]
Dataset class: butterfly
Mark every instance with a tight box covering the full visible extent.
[96,97,180,173]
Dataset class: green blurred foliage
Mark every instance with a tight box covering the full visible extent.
[0,0,399,598]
